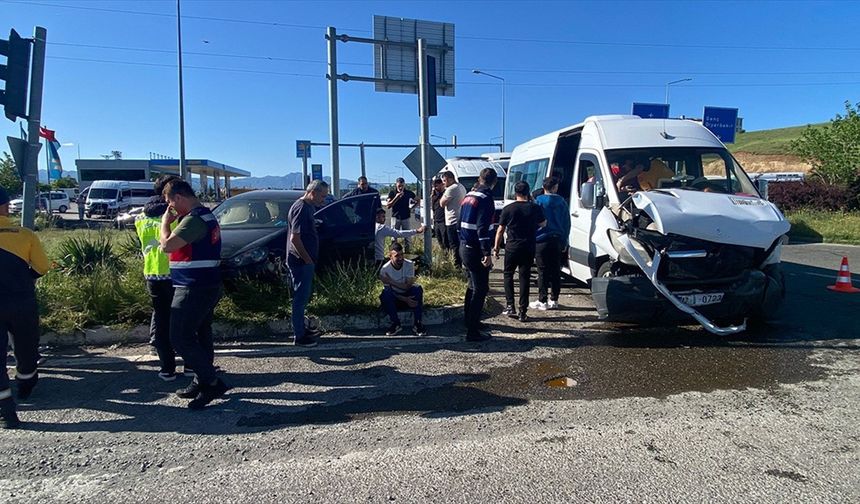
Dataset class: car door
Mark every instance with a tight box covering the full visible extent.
[568,151,604,281]
[314,193,381,266]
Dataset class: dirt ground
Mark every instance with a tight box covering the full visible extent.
[734,152,811,173]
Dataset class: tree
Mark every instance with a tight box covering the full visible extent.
[0,152,23,195]
[51,176,78,189]
[791,101,860,186]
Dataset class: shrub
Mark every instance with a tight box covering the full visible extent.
[116,231,143,258]
[847,175,860,211]
[55,234,123,275]
[312,260,381,314]
[767,181,849,212]
[34,213,64,231]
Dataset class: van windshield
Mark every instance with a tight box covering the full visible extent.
[89,188,118,200]
[458,177,505,199]
[605,147,758,196]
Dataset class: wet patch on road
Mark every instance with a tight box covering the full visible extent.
[474,344,829,401]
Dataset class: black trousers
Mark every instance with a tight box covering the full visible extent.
[433,222,447,251]
[446,224,462,267]
[461,244,490,335]
[169,285,221,385]
[0,295,39,395]
[503,245,535,312]
[147,279,177,373]
[536,239,562,303]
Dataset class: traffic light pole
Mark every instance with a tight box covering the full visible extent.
[21,27,46,230]
[417,39,432,267]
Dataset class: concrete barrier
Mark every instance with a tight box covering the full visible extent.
[40,305,463,347]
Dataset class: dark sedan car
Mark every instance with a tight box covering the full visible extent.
[213,190,380,280]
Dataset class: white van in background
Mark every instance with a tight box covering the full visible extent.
[436,157,507,220]
[85,180,132,218]
[127,181,158,206]
[504,115,789,336]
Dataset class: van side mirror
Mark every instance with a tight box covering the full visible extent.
[756,178,769,200]
[580,182,596,209]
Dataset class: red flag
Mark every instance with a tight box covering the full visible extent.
[39,126,56,142]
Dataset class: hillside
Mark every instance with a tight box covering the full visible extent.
[728,123,826,173]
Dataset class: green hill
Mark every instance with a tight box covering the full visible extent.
[729,123,826,155]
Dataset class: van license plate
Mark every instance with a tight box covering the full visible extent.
[678,292,724,306]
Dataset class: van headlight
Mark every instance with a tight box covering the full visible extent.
[230,247,268,267]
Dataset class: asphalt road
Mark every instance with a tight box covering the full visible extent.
[1,243,858,503]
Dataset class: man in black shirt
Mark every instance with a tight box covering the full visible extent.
[493,181,546,321]
[386,177,419,253]
[345,176,379,198]
[430,178,447,251]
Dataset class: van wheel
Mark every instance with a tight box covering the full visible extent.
[58,205,68,213]
[596,261,612,278]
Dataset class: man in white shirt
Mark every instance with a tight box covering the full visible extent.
[438,171,466,267]
[374,208,425,268]
[379,242,426,337]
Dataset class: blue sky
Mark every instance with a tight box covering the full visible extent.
[2,0,859,183]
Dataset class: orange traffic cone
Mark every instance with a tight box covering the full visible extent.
[827,256,860,293]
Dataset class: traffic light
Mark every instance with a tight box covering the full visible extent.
[0,29,32,121]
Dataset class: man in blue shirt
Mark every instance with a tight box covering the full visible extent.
[458,168,498,342]
[287,179,329,347]
[532,176,571,311]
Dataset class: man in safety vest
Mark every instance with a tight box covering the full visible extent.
[135,176,181,381]
[159,179,229,409]
[0,186,50,428]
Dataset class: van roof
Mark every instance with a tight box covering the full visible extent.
[511,115,724,156]
[89,180,131,187]
[438,158,506,178]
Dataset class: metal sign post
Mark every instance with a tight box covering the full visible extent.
[296,140,311,188]
[21,27,46,230]
[417,39,432,266]
[326,27,340,197]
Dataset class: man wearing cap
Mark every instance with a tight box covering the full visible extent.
[374,207,425,269]
[386,177,419,253]
[0,186,51,428]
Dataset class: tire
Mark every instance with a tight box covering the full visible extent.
[58,205,68,213]
[596,260,612,278]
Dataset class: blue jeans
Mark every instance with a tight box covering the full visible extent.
[288,261,315,340]
[380,285,423,325]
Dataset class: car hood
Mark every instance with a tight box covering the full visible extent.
[220,226,286,259]
[630,189,790,249]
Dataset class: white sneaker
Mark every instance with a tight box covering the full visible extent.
[529,300,548,311]
[547,300,559,310]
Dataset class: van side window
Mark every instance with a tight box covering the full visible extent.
[506,158,549,198]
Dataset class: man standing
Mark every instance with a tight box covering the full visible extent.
[386,177,418,253]
[75,191,86,221]
[430,178,447,251]
[287,180,329,347]
[160,179,228,409]
[459,168,498,342]
[374,207,424,269]
[531,176,571,311]
[493,181,546,322]
[379,242,426,337]
[439,171,466,267]
[0,186,50,428]
[345,176,379,198]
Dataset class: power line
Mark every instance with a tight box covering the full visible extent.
[6,0,860,52]
[47,55,860,88]
[48,41,859,76]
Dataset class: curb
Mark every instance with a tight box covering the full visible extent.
[40,305,463,347]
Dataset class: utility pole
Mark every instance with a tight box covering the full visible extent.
[177,0,188,181]
[359,142,366,179]
[326,27,340,197]
[21,27,46,230]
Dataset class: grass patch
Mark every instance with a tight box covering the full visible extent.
[786,210,860,245]
[32,229,466,334]
[729,123,826,155]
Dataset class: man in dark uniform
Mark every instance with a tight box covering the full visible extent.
[0,186,50,428]
[458,168,499,342]
[159,179,228,409]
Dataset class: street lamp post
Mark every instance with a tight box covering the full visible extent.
[430,134,449,158]
[61,142,81,160]
[177,0,188,181]
[472,70,506,151]
[665,77,693,106]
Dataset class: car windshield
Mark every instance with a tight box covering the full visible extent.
[89,188,118,199]
[458,176,505,199]
[605,147,759,196]
[213,197,297,228]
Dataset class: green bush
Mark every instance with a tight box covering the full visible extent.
[311,260,381,314]
[55,234,123,275]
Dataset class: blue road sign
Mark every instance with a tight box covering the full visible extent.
[632,102,670,119]
[702,106,739,144]
[311,163,323,181]
[296,140,311,158]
